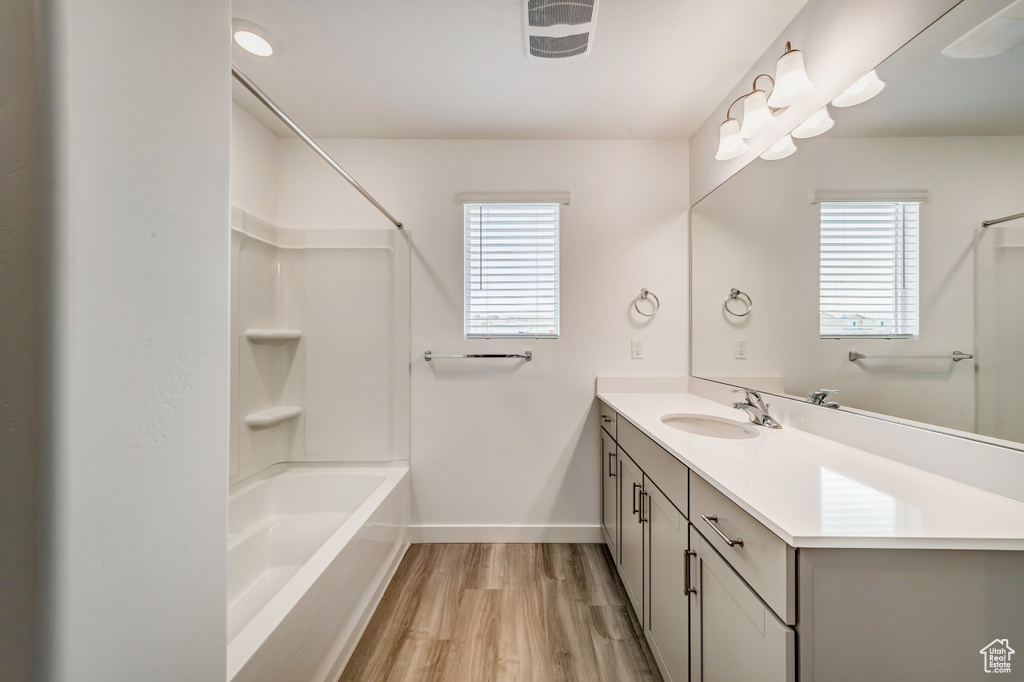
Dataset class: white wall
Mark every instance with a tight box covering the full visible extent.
[0,2,46,680]
[232,102,280,224]
[274,139,689,539]
[45,1,231,680]
[692,135,1024,435]
[688,0,963,204]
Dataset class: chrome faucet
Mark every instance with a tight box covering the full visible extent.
[807,389,840,409]
[731,389,782,429]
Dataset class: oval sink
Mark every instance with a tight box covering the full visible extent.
[661,413,759,440]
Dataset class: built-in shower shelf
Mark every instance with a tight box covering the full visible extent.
[245,329,303,345]
[245,406,302,429]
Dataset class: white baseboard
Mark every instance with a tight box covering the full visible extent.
[410,524,604,543]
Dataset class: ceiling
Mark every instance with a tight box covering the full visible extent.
[230,0,809,140]
[827,0,1024,139]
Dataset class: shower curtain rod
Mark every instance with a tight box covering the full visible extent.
[231,63,404,230]
[982,211,1024,228]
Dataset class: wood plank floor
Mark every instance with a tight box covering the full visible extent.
[340,544,664,682]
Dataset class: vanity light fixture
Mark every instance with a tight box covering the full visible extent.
[767,42,815,108]
[792,106,834,139]
[714,42,813,161]
[715,117,748,161]
[759,134,797,161]
[738,79,777,138]
[832,69,885,107]
[232,19,279,57]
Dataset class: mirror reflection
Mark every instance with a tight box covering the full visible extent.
[691,0,1024,448]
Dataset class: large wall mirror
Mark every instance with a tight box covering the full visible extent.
[691,0,1024,450]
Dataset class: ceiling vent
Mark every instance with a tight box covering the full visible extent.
[524,0,600,61]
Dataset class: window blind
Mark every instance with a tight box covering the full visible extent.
[819,201,919,338]
[464,202,560,338]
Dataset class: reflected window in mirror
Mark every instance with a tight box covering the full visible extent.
[819,201,919,339]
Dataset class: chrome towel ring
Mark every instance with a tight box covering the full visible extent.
[725,288,752,317]
[634,288,660,317]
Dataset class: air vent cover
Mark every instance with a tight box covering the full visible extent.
[524,0,599,61]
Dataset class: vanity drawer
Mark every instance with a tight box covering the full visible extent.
[617,418,688,516]
[690,472,796,624]
[598,400,617,439]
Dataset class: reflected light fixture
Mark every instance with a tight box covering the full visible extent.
[832,70,885,107]
[791,106,834,139]
[943,0,1024,58]
[760,135,797,161]
[767,42,815,108]
[232,19,278,57]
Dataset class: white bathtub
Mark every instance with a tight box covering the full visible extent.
[227,463,410,682]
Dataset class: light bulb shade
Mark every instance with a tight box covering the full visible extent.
[760,135,797,161]
[715,118,748,161]
[767,49,814,107]
[738,90,777,138]
[791,106,834,139]
[832,70,885,107]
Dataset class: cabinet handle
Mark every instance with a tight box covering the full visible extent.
[601,415,613,423]
[632,482,641,515]
[684,549,697,596]
[701,514,744,547]
[640,491,648,524]
[608,451,616,478]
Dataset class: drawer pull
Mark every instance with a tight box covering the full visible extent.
[608,450,616,477]
[632,482,641,515]
[684,549,697,595]
[701,514,744,547]
[601,415,613,423]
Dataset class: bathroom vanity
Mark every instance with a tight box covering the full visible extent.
[597,383,1024,682]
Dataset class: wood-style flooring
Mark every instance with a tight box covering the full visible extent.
[340,543,663,682]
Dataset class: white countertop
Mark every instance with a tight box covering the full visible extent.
[598,390,1024,551]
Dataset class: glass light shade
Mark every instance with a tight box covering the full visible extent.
[738,90,777,138]
[715,118,748,161]
[767,49,814,108]
[234,29,274,56]
[791,106,834,139]
[832,70,885,107]
[760,135,797,161]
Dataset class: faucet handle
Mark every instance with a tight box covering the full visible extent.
[732,388,766,410]
[807,389,840,406]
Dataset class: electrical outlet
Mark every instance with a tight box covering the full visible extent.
[735,339,748,359]
[631,339,643,359]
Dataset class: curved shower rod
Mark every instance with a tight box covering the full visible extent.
[231,63,404,230]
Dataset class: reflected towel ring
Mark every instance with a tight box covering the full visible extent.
[634,288,660,317]
[725,288,752,317]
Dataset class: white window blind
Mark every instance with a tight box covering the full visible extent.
[819,201,919,338]
[464,202,560,339]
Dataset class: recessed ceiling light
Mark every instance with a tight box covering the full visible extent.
[943,0,1024,59]
[232,19,279,58]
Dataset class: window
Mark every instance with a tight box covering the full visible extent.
[819,201,919,338]
[464,202,560,339]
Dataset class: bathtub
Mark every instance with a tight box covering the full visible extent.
[227,463,410,682]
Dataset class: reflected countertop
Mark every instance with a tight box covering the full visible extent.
[598,390,1024,550]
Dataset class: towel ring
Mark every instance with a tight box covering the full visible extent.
[634,288,660,317]
[725,288,752,317]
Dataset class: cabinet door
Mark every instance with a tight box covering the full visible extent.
[689,527,794,682]
[600,429,618,560]
[618,452,644,622]
[645,480,690,682]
